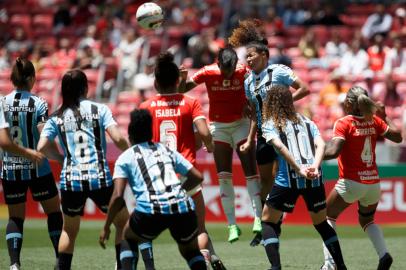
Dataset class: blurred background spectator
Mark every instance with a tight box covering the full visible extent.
[361,3,392,40]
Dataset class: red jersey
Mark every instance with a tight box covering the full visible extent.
[191,63,249,123]
[140,94,205,165]
[333,115,389,184]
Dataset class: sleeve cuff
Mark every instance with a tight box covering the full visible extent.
[332,136,345,141]
[380,126,389,136]
[193,116,206,122]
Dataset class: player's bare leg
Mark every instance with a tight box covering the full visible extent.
[193,191,226,269]
[254,163,280,247]
[358,203,393,270]
[177,237,207,270]
[213,142,240,243]
[113,207,130,270]
[237,141,262,245]
[57,214,81,270]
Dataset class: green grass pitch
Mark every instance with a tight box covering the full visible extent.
[0,220,405,269]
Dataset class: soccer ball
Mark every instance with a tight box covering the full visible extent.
[136,2,164,30]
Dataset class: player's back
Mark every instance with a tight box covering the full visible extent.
[140,93,205,165]
[334,115,388,184]
[2,90,51,180]
[263,114,322,189]
[114,142,194,215]
[43,99,114,191]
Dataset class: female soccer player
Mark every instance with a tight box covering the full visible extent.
[139,52,225,269]
[261,85,347,270]
[1,58,62,270]
[37,69,129,270]
[179,47,262,244]
[100,109,207,270]
[228,19,310,243]
[321,86,402,270]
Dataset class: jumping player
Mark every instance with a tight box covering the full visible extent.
[37,69,130,270]
[228,19,310,243]
[261,85,347,270]
[179,47,262,244]
[321,86,402,270]
[140,52,225,269]
[1,58,62,270]
[99,109,207,270]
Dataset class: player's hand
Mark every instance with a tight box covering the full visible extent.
[375,101,387,120]
[239,140,252,154]
[26,149,45,164]
[204,140,215,153]
[99,226,110,249]
[179,65,188,81]
[306,167,319,180]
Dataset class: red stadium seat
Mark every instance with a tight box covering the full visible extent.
[267,36,285,48]
[117,91,141,105]
[32,14,54,30]
[309,69,329,82]
[397,82,406,96]
[393,72,406,83]
[310,81,326,93]
[9,14,31,33]
[0,69,11,80]
[284,26,306,38]
[0,80,13,95]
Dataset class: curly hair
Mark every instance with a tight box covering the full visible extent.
[262,85,300,131]
[228,19,266,47]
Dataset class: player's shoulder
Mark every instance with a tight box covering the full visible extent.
[183,93,198,103]
[269,64,292,73]
[334,115,353,126]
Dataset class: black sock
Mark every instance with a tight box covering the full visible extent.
[47,212,63,258]
[139,242,155,270]
[57,253,73,270]
[262,221,281,269]
[120,239,139,270]
[315,220,347,270]
[6,217,24,266]
[184,250,206,270]
[115,244,122,270]
[276,218,282,237]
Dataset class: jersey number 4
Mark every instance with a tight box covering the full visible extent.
[361,136,373,167]
[160,120,177,151]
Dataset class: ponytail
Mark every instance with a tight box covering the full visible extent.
[10,57,35,89]
[346,86,377,120]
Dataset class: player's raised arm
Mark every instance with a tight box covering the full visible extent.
[178,65,198,93]
[376,103,403,143]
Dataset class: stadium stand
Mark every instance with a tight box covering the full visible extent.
[0,0,405,143]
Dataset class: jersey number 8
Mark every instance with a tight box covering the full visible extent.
[74,131,91,163]
[10,126,23,146]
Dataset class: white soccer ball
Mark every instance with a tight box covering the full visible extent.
[136,2,164,30]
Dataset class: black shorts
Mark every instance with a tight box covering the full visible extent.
[1,173,58,205]
[256,136,278,165]
[60,185,113,217]
[129,210,198,244]
[266,184,326,213]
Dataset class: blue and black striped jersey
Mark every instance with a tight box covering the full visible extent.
[263,114,323,189]
[244,64,296,136]
[2,90,52,180]
[41,100,116,191]
[113,142,195,215]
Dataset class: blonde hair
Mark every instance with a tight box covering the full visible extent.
[263,85,300,131]
[346,86,377,120]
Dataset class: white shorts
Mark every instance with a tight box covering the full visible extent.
[209,118,250,149]
[334,179,381,207]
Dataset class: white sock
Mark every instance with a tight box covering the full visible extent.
[323,218,337,265]
[200,249,210,266]
[246,175,262,218]
[218,173,236,225]
[364,222,388,259]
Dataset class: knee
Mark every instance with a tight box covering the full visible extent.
[358,209,375,229]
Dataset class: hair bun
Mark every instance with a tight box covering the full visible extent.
[157,52,174,65]
[15,57,24,71]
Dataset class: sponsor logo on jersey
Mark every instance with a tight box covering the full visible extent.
[151,101,156,107]
[223,80,230,87]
